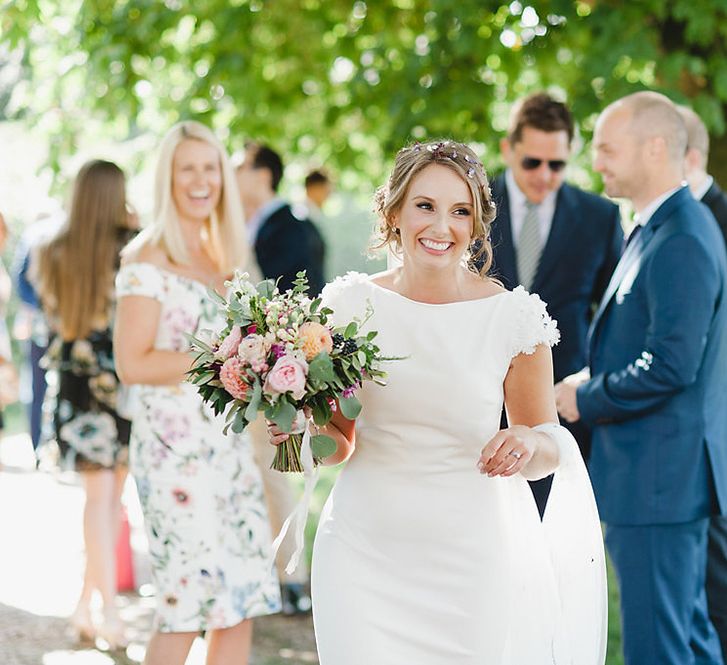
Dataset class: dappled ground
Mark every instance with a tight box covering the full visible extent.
[0,430,624,665]
[0,433,317,665]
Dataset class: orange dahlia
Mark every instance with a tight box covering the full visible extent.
[298,322,334,360]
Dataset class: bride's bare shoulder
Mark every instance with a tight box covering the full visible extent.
[465,273,507,300]
[369,268,398,289]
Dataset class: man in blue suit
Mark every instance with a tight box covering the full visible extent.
[680,103,727,662]
[556,91,727,665]
[482,92,623,516]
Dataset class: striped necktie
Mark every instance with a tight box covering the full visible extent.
[517,201,541,290]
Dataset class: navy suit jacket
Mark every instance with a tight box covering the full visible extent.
[254,203,326,296]
[702,179,727,245]
[487,177,623,382]
[578,187,727,525]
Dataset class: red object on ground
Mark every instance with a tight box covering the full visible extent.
[116,507,135,591]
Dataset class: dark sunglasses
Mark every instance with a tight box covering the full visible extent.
[521,157,567,172]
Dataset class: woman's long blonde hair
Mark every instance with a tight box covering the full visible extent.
[36,160,127,340]
[125,121,246,274]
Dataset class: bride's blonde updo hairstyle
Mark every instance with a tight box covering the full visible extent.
[372,140,497,276]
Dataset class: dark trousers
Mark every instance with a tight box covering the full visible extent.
[606,519,723,665]
[707,516,727,662]
[28,341,47,450]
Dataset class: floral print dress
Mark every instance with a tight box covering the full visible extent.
[115,262,281,632]
[43,330,131,470]
[40,228,137,471]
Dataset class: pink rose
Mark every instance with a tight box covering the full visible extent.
[263,354,308,400]
[237,334,268,372]
[216,327,242,360]
[220,356,250,400]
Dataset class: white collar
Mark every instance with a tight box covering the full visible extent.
[634,186,683,227]
[693,175,714,203]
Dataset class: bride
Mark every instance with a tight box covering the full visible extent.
[269,140,607,664]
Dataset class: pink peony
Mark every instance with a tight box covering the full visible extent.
[220,356,250,400]
[263,354,308,400]
[216,327,242,360]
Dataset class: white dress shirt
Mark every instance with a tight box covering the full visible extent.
[693,175,714,203]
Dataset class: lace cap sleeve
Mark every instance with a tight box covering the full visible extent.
[115,263,165,302]
[320,271,370,328]
[509,286,560,357]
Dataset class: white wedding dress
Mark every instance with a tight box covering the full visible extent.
[313,272,607,665]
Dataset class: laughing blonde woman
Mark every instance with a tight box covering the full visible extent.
[114,121,280,665]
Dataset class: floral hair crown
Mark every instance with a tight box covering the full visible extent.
[409,140,485,180]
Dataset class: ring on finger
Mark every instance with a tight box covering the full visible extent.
[508,451,522,460]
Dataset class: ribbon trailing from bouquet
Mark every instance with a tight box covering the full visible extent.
[269,418,320,575]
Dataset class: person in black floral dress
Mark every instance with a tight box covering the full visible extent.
[34,160,138,648]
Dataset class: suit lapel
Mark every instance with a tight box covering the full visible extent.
[531,185,572,292]
[702,181,720,208]
[490,178,518,288]
[587,187,690,354]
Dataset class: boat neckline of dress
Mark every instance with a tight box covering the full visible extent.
[127,261,224,291]
[366,278,509,307]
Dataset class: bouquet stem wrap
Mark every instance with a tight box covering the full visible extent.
[269,418,320,575]
[272,432,308,472]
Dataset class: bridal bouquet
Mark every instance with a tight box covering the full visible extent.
[187,271,390,472]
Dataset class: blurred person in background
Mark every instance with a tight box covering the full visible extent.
[303,168,332,227]
[33,160,137,648]
[679,102,727,662]
[0,212,15,439]
[236,143,325,297]
[235,143,323,616]
[12,208,65,454]
[115,121,280,665]
[481,92,623,518]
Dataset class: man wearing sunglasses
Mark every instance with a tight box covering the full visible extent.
[482,92,623,518]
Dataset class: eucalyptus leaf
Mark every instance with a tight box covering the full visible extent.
[256,279,276,299]
[244,380,262,421]
[312,398,333,427]
[270,399,296,433]
[344,321,358,339]
[339,395,362,420]
[308,352,337,384]
[231,410,247,434]
[311,434,337,458]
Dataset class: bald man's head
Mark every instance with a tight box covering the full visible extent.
[677,105,709,159]
[608,92,687,164]
[593,92,686,209]
[676,105,711,193]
